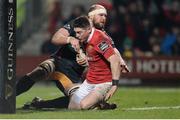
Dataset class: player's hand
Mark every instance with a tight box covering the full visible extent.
[76,49,88,67]
[121,65,130,73]
[104,85,118,101]
[68,37,80,52]
[118,54,130,73]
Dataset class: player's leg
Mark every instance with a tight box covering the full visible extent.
[39,58,85,109]
[68,80,92,110]
[80,82,112,110]
[24,72,81,109]
[68,99,81,109]
[16,58,55,96]
[51,72,80,96]
[22,57,84,109]
[30,96,69,109]
[35,72,80,109]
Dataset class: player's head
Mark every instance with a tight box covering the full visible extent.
[73,16,91,43]
[88,4,107,30]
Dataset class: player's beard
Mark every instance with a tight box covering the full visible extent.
[93,20,105,30]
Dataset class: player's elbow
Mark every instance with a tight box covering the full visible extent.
[51,28,69,45]
[109,54,120,65]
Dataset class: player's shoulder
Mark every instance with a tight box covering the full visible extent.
[94,29,106,36]
[92,29,110,43]
[90,29,102,45]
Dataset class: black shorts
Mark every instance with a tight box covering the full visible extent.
[54,57,85,84]
[50,57,84,95]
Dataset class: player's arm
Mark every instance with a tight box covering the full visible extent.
[95,39,121,81]
[51,27,70,45]
[105,32,130,73]
[108,54,121,81]
[105,53,121,101]
[51,27,80,51]
[94,39,120,101]
[113,48,130,73]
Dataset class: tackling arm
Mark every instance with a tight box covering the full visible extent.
[51,28,70,45]
[51,28,80,51]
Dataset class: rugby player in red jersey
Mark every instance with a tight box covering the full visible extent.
[68,16,121,110]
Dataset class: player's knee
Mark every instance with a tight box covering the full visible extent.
[66,84,80,96]
[68,103,73,110]
[39,58,55,74]
[80,101,90,110]
[26,59,55,81]
[68,100,81,110]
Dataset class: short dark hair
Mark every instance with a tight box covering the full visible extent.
[73,16,90,29]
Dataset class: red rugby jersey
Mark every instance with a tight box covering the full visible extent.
[85,28,115,84]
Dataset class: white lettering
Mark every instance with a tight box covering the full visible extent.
[135,59,180,74]
[176,61,180,73]
[168,60,174,73]
[7,7,15,81]
[136,60,142,73]
[148,60,159,73]
[9,0,13,3]
[7,69,13,80]
[159,60,167,73]
[143,61,149,73]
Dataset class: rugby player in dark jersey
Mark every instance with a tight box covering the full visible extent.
[16,19,86,108]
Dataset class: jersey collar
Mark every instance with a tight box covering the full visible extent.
[87,27,95,43]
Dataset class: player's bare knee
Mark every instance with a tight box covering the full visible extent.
[80,101,90,110]
[68,100,81,110]
[68,103,73,110]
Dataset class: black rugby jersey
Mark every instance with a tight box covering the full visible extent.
[52,22,77,60]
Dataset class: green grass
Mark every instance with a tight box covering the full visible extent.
[0,85,180,119]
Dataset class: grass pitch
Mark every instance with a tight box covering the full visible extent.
[0,84,180,119]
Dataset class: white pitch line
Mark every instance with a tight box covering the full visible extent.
[124,106,180,111]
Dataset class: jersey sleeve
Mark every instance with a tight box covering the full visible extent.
[106,37,115,48]
[94,39,115,60]
[104,31,115,48]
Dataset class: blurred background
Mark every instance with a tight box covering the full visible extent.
[16,0,180,86]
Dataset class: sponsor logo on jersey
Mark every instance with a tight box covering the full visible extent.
[98,41,109,52]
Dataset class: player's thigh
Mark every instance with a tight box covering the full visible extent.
[69,80,92,104]
[95,82,112,98]
[80,90,102,109]
[50,72,80,96]
[80,82,112,109]
[54,58,84,83]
